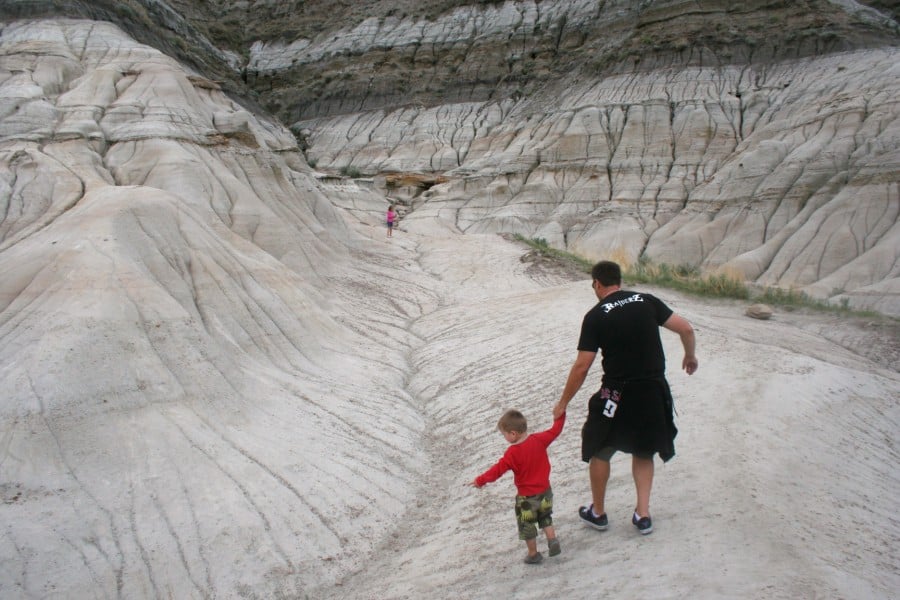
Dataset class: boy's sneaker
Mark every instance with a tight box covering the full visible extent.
[524,552,543,564]
[632,511,653,535]
[578,505,609,530]
[547,538,561,557]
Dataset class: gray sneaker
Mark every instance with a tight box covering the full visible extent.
[524,552,544,564]
[547,538,561,557]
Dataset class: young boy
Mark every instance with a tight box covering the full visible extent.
[470,409,566,564]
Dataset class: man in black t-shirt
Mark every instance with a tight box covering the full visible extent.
[553,261,697,535]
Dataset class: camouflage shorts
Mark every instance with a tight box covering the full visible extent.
[515,488,553,540]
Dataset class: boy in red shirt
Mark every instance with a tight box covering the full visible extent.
[470,409,566,564]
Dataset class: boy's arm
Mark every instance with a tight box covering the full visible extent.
[537,412,566,446]
[551,412,566,435]
[471,457,511,488]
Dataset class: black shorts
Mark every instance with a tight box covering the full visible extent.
[591,445,654,461]
[581,379,677,463]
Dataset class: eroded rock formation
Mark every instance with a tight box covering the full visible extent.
[1,2,899,597]
[0,19,427,596]
[268,1,900,315]
[4,1,898,313]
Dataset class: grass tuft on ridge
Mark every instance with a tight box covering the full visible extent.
[512,235,885,318]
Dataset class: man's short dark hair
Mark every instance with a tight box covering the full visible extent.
[591,261,622,286]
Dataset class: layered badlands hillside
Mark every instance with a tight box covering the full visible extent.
[4,1,899,312]
[0,2,899,599]
[257,0,900,315]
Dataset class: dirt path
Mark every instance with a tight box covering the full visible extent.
[312,230,900,599]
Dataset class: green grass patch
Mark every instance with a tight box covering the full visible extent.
[625,256,749,300]
[513,235,593,272]
[512,236,886,318]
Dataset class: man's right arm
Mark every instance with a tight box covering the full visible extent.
[553,350,596,418]
[662,314,698,375]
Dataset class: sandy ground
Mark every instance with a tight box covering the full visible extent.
[308,223,900,600]
[0,18,897,599]
[1,212,897,599]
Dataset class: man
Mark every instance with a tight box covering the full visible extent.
[553,260,697,535]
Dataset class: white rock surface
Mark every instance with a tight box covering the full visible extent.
[299,48,900,316]
[1,17,899,600]
[0,19,425,597]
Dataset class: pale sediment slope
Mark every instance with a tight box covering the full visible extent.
[0,17,898,600]
[309,228,899,600]
[0,19,430,597]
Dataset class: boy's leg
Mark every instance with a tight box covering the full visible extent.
[545,527,561,556]
[536,491,560,556]
[544,524,561,556]
[537,492,556,541]
[632,455,654,517]
[589,457,611,515]
[516,496,540,558]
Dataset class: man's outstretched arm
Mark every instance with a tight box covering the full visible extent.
[554,350,596,418]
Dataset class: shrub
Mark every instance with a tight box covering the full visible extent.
[509,239,884,318]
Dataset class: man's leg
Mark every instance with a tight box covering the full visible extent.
[589,458,611,515]
[632,455,654,517]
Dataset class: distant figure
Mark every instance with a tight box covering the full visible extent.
[386,204,397,237]
[553,260,697,535]
[470,409,566,564]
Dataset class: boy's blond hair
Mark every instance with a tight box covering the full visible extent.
[498,409,527,433]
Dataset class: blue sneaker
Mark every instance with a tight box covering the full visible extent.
[578,505,609,530]
[632,511,653,535]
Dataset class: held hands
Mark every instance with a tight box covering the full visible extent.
[552,400,567,420]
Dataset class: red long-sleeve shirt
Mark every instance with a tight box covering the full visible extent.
[475,414,566,496]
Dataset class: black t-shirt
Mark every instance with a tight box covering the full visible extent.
[577,290,674,381]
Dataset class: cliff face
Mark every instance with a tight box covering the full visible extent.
[1,5,899,600]
[2,0,899,306]
[232,0,899,314]
[242,0,899,120]
[0,2,897,312]
[6,1,897,120]
[298,49,899,312]
[0,18,427,597]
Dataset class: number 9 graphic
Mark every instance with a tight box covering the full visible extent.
[603,399,618,418]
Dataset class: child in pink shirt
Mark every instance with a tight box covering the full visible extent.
[386,204,397,237]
